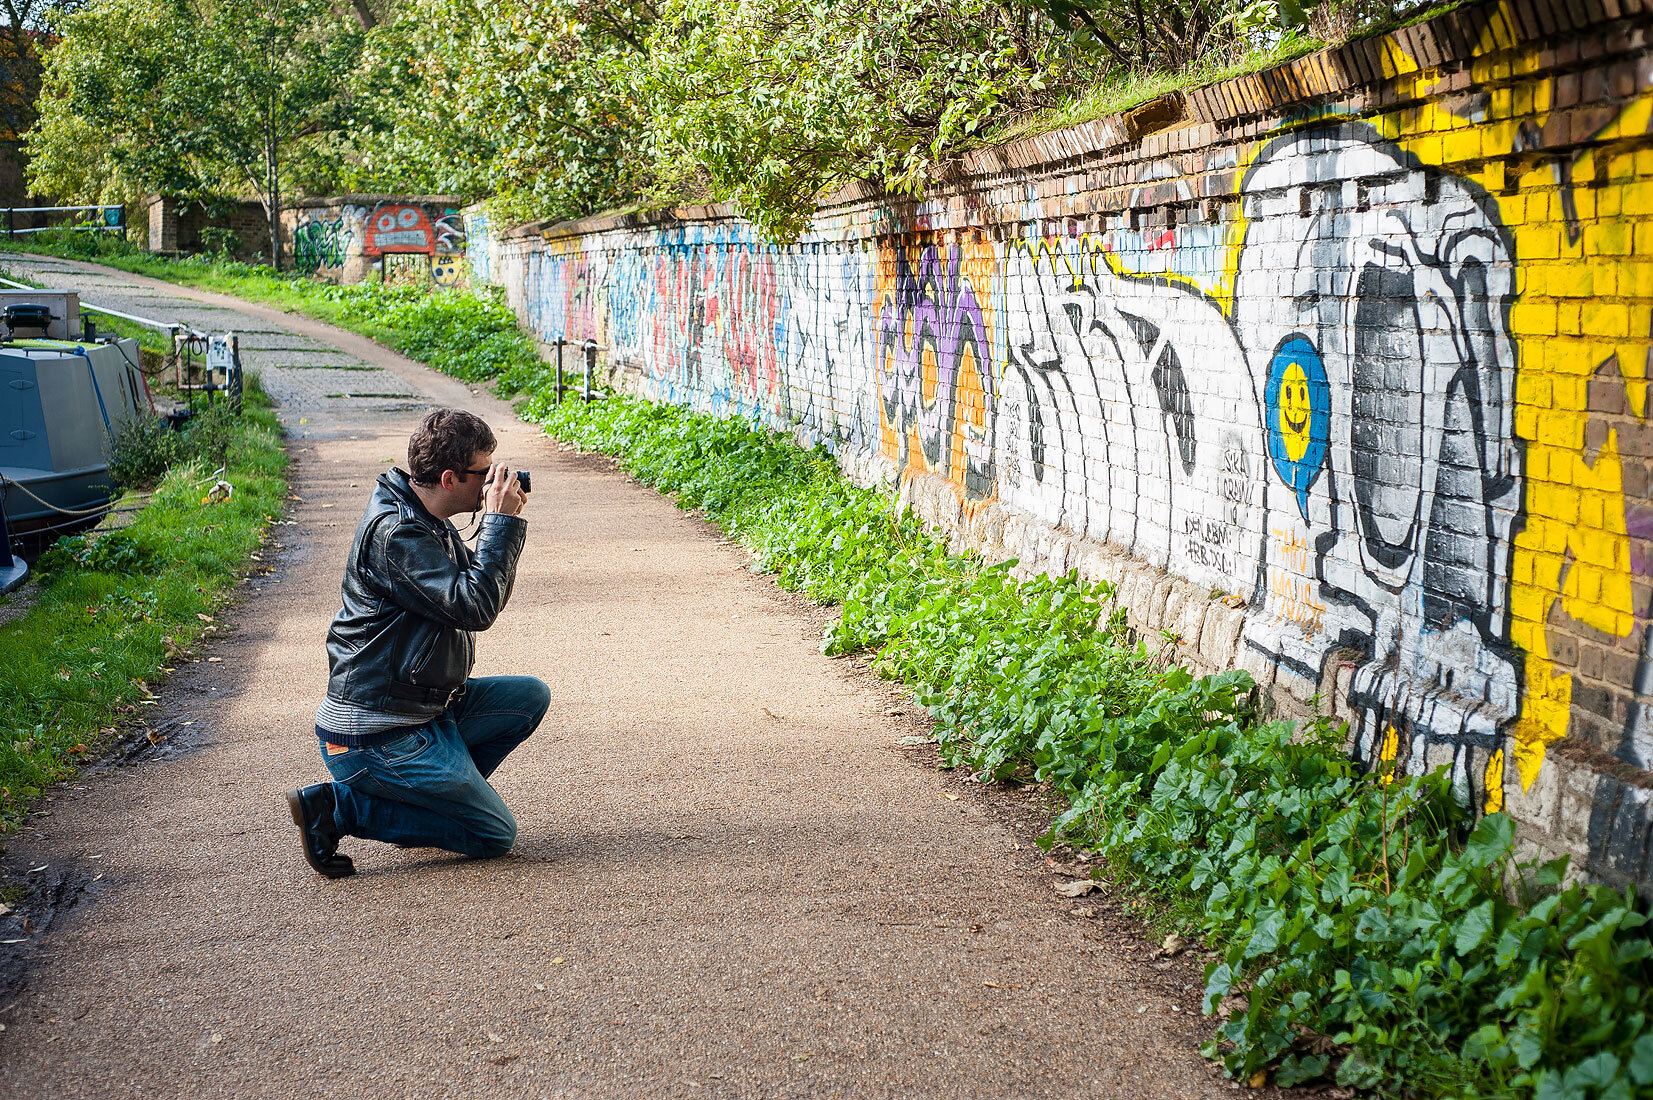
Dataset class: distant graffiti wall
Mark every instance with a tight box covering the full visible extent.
[474,0,1653,885]
[282,196,468,284]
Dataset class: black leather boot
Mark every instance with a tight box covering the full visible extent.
[286,784,356,879]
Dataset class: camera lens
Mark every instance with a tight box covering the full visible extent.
[516,470,531,493]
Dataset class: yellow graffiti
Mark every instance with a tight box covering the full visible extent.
[1380,3,1652,791]
[432,252,463,287]
[1269,526,1326,633]
[1485,749,1506,814]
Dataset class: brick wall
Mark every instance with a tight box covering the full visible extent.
[147,196,270,260]
[470,0,1653,885]
[284,196,468,284]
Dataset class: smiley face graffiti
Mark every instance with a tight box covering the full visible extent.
[1265,334,1330,521]
[1278,359,1314,461]
[432,252,463,287]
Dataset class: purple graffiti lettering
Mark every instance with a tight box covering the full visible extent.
[875,244,995,499]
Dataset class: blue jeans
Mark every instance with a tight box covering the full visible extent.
[319,675,550,858]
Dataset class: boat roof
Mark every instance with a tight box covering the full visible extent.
[0,339,127,356]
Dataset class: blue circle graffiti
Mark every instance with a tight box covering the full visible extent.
[1265,334,1330,522]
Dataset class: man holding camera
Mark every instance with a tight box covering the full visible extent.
[286,408,549,878]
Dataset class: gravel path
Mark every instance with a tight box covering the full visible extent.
[0,254,1249,1100]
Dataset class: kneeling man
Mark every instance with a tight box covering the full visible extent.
[287,408,549,878]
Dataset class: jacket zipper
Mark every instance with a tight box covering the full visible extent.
[409,630,439,680]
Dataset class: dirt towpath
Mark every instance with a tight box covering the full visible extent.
[0,254,1247,1099]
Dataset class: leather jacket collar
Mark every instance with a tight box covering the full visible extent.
[380,467,443,528]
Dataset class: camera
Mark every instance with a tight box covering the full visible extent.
[483,470,531,493]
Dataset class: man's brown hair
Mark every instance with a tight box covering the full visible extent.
[407,408,496,486]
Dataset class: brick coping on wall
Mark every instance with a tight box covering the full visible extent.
[288,193,469,210]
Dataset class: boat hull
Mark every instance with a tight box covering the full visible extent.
[0,338,146,555]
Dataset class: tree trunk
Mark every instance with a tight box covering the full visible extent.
[345,0,376,29]
[266,133,281,271]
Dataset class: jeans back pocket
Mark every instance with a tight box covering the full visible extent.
[374,727,432,765]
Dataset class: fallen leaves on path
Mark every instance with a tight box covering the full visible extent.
[1052,880,1100,898]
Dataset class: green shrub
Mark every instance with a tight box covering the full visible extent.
[199,226,242,258]
[107,414,187,488]
[184,402,238,470]
[106,402,243,489]
[13,224,143,262]
[33,529,151,578]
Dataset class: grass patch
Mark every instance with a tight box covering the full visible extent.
[0,374,287,832]
[83,308,174,356]
[984,0,1479,148]
[985,33,1323,146]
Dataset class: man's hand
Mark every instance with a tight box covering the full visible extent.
[482,462,527,517]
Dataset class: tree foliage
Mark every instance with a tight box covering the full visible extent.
[345,0,658,226]
[0,0,86,150]
[643,0,1093,240]
[387,0,1402,239]
[24,0,1425,244]
[28,0,368,263]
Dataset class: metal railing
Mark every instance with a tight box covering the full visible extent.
[4,205,125,237]
[549,339,607,404]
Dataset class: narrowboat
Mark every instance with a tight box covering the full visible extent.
[0,289,148,557]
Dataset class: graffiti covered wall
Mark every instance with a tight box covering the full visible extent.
[284,196,468,284]
[475,0,1653,884]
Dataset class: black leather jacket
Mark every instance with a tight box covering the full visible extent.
[323,468,527,719]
